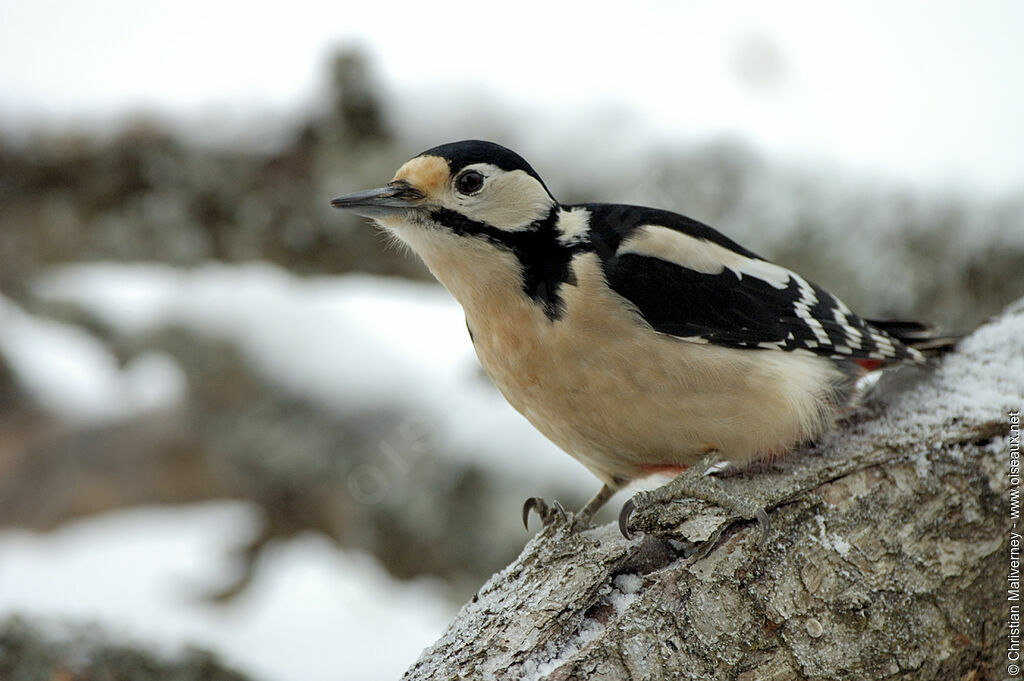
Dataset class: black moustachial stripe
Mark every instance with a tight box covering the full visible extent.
[430,206,585,321]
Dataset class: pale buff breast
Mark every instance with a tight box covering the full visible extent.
[391,226,845,485]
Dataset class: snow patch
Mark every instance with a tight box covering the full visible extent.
[914,448,932,479]
[885,298,1024,434]
[32,262,593,487]
[812,514,851,559]
[520,617,605,681]
[520,571,644,681]
[0,293,186,423]
[0,501,454,681]
[608,573,643,616]
[613,573,643,596]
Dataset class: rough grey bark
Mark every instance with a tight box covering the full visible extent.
[403,298,1024,681]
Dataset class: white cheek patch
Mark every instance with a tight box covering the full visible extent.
[456,168,554,231]
[617,225,791,289]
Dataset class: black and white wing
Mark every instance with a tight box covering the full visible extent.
[581,203,923,365]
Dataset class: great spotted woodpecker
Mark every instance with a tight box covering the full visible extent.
[331,140,950,541]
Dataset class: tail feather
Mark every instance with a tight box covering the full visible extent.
[866,319,964,358]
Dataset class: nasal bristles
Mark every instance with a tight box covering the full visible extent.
[387,180,425,202]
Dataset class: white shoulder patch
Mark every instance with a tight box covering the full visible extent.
[617,224,790,289]
[556,207,591,245]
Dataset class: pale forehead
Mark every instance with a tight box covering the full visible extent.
[393,155,450,195]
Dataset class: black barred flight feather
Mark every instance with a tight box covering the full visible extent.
[580,203,924,365]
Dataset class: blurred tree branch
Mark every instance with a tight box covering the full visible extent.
[402,299,1022,681]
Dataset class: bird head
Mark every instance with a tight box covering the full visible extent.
[332,141,588,319]
[331,140,558,244]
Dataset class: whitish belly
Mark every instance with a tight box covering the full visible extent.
[478,331,838,483]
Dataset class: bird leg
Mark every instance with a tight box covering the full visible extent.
[523,483,618,532]
[576,483,617,524]
[618,461,770,544]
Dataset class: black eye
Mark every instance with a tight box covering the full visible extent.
[455,170,485,195]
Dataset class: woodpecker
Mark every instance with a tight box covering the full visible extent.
[331,140,950,541]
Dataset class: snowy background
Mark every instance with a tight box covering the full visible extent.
[4,1,1024,194]
[1,2,1022,680]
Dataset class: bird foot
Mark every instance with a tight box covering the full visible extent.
[523,497,594,532]
[618,465,770,545]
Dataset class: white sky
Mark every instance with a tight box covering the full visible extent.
[2,1,1023,193]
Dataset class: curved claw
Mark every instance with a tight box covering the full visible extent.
[754,507,771,546]
[522,497,545,530]
[618,499,635,539]
[522,497,573,531]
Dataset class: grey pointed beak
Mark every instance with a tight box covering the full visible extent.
[330,182,423,218]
